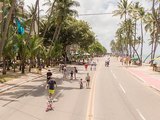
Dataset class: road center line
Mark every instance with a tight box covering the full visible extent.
[119,83,126,94]
[136,109,146,120]
[86,61,102,120]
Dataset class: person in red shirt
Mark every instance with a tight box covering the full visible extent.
[84,63,88,71]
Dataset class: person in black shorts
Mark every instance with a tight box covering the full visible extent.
[70,70,73,80]
[47,70,52,83]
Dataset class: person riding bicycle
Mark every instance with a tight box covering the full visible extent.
[105,57,110,67]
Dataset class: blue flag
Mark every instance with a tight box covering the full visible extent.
[15,18,24,35]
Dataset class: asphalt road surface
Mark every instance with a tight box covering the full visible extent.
[1,57,160,120]
[92,58,160,120]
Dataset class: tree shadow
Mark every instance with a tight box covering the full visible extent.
[0,66,87,105]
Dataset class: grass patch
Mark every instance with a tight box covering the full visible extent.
[0,73,22,83]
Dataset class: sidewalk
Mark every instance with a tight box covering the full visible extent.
[0,68,49,93]
[125,64,160,91]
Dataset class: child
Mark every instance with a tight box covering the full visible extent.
[80,79,83,89]
[70,70,73,80]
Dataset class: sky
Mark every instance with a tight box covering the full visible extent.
[24,0,159,56]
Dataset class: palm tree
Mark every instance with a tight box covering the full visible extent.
[129,2,141,55]
[52,0,80,42]
[115,28,124,54]
[144,11,159,64]
[113,0,132,55]
[0,0,16,59]
[27,0,39,38]
[42,0,57,38]
[150,0,160,63]
[28,36,43,72]
[138,7,145,65]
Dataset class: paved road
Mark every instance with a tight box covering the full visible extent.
[0,64,94,120]
[92,58,160,120]
[1,58,160,120]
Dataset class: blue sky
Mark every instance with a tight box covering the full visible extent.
[24,0,159,56]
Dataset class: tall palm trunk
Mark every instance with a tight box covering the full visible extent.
[2,57,6,75]
[0,0,16,58]
[13,58,16,72]
[55,23,62,40]
[151,0,160,63]
[133,19,137,57]
[43,0,56,38]
[21,58,25,74]
[124,14,129,55]
[140,19,144,65]
[37,0,40,36]
[52,25,59,41]
[28,0,39,38]
[152,33,158,60]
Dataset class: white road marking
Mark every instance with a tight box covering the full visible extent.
[110,70,117,80]
[113,73,117,80]
[86,62,102,120]
[119,83,126,94]
[136,109,146,120]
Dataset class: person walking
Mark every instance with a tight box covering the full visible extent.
[85,73,90,88]
[80,78,83,89]
[47,70,52,83]
[70,70,73,80]
[74,67,78,79]
[63,66,67,78]
[84,63,88,71]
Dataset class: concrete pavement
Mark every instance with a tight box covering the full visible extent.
[0,58,100,120]
[93,57,160,120]
[0,68,48,93]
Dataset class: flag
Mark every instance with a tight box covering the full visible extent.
[15,18,24,35]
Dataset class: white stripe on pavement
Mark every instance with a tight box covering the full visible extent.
[111,70,113,74]
[119,83,126,94]
[110,70,117,80]
[136,109,146,120]
[113,73,117,80]
[54,89,64,99]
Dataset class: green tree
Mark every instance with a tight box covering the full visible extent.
[0,0,16,58]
